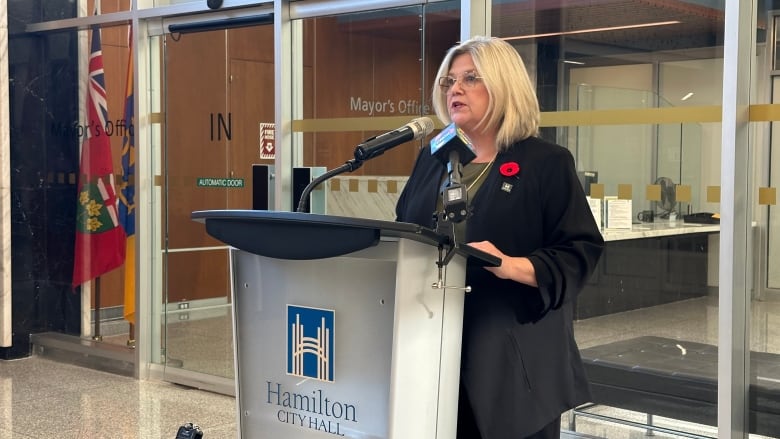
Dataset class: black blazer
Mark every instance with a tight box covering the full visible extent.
[396,136,604,438]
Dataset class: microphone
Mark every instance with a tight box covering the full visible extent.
[354,117,434,162]
[430,123,477,224]
[296,117,434,213]
[430,122,477,166]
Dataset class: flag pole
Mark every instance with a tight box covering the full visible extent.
[92,277,102,341]
[127,323,135,348]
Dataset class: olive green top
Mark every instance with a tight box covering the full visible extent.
[437,160,494,243]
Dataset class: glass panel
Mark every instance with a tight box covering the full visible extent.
[492,0,727,436]
[753,33,780,439]
[148,0,201,7]
[9,0,132,23]
[768,76,780,290]
[775,15,780,72]
[571,83,654,218]
[85,21,136,347]
[749,6,778,438]
[8,0,77,22]
[9,26,84,351]
[659,58,721,218]
[157,23,274,380]
[7,18,136,350]
[300,2,458,220]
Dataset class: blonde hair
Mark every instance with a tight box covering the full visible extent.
[431,36,540,150]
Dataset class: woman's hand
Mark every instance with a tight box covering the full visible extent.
[467,241,538,287]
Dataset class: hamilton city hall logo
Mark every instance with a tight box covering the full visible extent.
[287,305,335,382]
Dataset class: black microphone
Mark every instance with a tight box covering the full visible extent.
[296,117,434,213]
[354,117,434,162]
[430,123,477,224]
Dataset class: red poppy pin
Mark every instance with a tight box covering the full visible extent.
[499,162,520,177]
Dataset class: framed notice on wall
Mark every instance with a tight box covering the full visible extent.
[260,122,274,160]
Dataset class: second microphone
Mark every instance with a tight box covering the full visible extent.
[354,117,435,162]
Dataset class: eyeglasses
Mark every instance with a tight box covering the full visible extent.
[438,71,483,91]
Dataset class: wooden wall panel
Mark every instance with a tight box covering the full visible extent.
[228,59,275,209]
[229,25,274,63]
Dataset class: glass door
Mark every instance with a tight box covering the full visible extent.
[151,21,275,390]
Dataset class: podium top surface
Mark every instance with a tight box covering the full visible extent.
[192,210,500,266]
[192,210,447,260]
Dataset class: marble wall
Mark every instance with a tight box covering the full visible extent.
[0,0,9,349]
[1,1,82,359]
[325,176,407,222]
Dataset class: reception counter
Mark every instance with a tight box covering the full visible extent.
[601,220,719,242]
[576,220,719,320]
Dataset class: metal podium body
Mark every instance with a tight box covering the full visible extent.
[192,210,495,439]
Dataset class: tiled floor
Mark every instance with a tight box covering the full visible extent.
[0,354,741,439]
[3,292,780,438]
[0,356,237,438]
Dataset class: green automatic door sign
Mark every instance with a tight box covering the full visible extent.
[197,177,245,188]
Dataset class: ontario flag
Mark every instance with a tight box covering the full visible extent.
[72,22,126,288]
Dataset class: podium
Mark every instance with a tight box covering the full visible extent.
[191,210,498,439]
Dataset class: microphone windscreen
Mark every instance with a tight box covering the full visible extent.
[411,117,435,139]
[430,123,476,165]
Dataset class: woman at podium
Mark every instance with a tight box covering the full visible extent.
[396,36,604,439]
